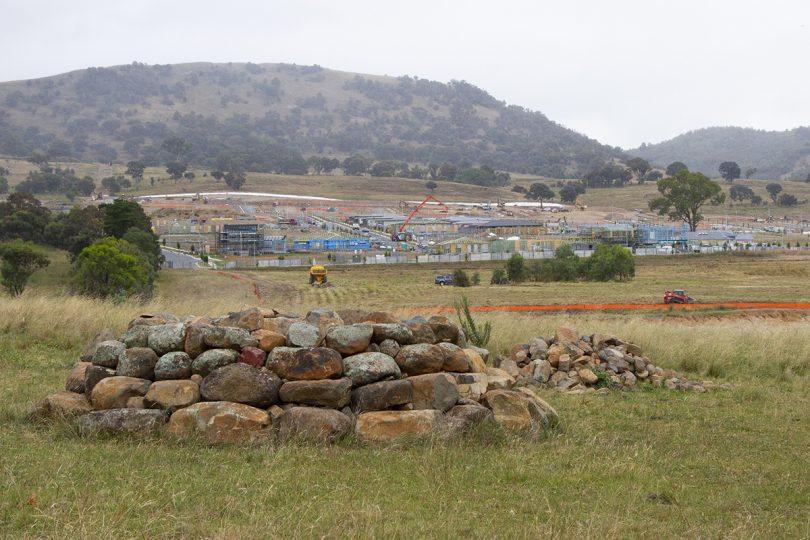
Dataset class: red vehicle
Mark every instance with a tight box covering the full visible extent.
[663,289,695,304]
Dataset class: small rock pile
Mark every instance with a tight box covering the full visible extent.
[498,326,713,393]
[34,307,558,444]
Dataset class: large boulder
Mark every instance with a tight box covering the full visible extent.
[338,309,398,324]
[200,363,281,408]
[481,389,558,432]
[183,323,208,359]
[351,380,413,412]
[438,343,471,372]
[452,372,489,401]
[304,308,344,337]
[278,378,352,408]
[554,326,579,344]
[404,319,437,344]
[191,349,238,377]
[78,409,166,436]
[286,322,321,347]
[395,344,445,375]
[127,313,179,328]
[201,326,258,350]
[32,391,93,420]
[65,362,92,393]
[81,328,116,361]
[342,352,401,387]
[116,347,159,379]
[120,325,151,348]
[462,348,488,373]
[147,323,186,356]
[251,329,286,353]
[371,323,413,345]
[277,407,353,443]
[84,365,115,397]
[428,316,459,343]
[409,373,459,412]
[325,324,373,355]
[143,380,200,411]
[154,351,193,380]
[218,307,263,331]
[166,401,271,444]
[92,340,125,368]
[355,410,443,442]
[266,347,343,381]
[485,367,515,391]
[445,403,495,433]
[90,376,151,410]
[378,339,400,359]
[513,387,560,428]
[262,316,300,335]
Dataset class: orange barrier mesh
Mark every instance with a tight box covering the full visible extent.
[407,302,810,314]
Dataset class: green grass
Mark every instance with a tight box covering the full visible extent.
[2,251,810,537]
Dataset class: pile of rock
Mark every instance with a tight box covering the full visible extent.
[34,307,558,444]
[498,326,712,393]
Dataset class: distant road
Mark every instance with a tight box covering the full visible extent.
[161,249,200,269]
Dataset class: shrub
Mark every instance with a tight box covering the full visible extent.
[582,244,635,281]
[490,268,508,284]
[0,240,50,296]
[505,253,525,282]
[471,272,481,285]
[73,237,153,299]
[453,269,471,287]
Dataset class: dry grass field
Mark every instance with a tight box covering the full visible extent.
[1,250,809,537]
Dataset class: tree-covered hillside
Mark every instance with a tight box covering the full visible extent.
[630,126,810,180]
[0,62,623,178]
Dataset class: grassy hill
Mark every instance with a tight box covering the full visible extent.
[630,126,810,180]
[0,62,624,178]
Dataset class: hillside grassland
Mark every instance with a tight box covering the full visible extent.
[1,252,809,537]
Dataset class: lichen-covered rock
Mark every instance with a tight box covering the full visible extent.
[554,326,579,344]
[342,352,401,387]
[452,372,489,401]
[183,322,208,359]
[355,410,443,442]
[445,403,495,433]
[351,379,413,413]
[200,363,281,408]
[201,326,258,350]
[127,313,179,328]
[409,373,459,412]
[84,365,115,397]
[463,348,488,373]
[485,367,515,391]
[428,316,459,343]
[482,389,558,432]
[191,349,238,377]
[286,322,321,347]
[266,347,343,381]
[81,328,116,362]
[33,391,93,419]
[304,308,344,337]
[90,376,151,410]
[277,407,353,443]
[371,323,413,345]
[154,351,193,380]
[251,329,286,353]
[262,316,299,335]
[513,387,560,428]
[116,347,159,379]
[147,323,186,355]
[120,325,151,348]
[143,380,200,411]
[237,346,267,368]
[278,378,352,408]
[326,324,373,355]
[78,409,166,436]
[65,362,92,393]
[92,340,125,368]
[166,401,271,444]
[378,339,400,358]
[395,343,445,375]
[403,319,437,344]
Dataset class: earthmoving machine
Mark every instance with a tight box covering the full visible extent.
[663,289,695,304]
[391,194,449,241]
[309,265,330,287]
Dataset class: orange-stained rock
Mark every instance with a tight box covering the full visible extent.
[277,407,353,443]
[408,373,458,412]
[462,348,487,373]
[481,389,558,432]
[90,376,151,410]
[166,401,271,444]
[266,347,343,380]
[355,410,443,442]
[65,362,92,393]
[438,343,471,372]
[395,343,445,375]
[143,380,200,411]
[33,391,93,420]
[554,326,579,344]
[251,329,287,353]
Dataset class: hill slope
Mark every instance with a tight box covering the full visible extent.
[630,126,810,180]
[0,62,623,178]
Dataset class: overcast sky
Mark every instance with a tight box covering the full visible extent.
[2,0,809,149]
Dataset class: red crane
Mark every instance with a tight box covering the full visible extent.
[391,195,449,241]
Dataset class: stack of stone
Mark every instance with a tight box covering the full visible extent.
[499,326,712,393]
[34,307,559,444]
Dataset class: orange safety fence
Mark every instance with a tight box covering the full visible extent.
[406,302,810,314]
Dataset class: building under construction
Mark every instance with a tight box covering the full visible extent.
[214,222,287,256]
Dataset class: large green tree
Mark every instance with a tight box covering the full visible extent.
[46,205,105,259]
[73,237,153,299]
[766,182,783,202]
[0,240,50,296]
[0,192,52,242]
[101,199,152,238]
[665,161,688,176]
[718,161,741,182]
[649,169,726,231]
[525,183,554,205]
